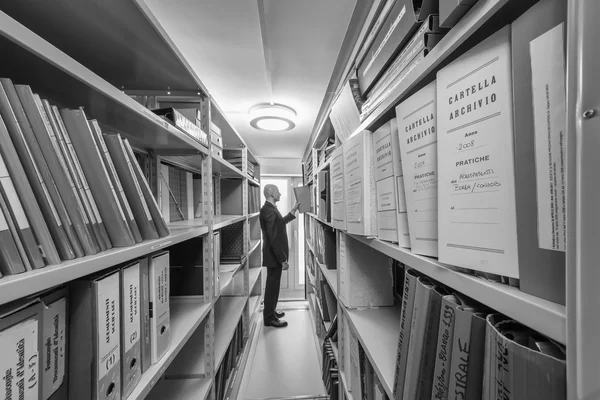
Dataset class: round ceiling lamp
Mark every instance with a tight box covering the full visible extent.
[249,103,296,132]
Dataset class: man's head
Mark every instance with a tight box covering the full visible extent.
[264,184,281,203]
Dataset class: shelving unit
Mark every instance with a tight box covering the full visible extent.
[301,0,588,398]
[0,2,264,400]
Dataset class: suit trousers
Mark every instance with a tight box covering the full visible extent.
[263,266,283,322]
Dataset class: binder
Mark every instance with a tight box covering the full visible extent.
[139,257,152,373]
[330,147,347,230]
[482,314,566,400]
[0,80,80,261]
[87,120,142,243]
[14,84,98,256]
[357,0,420,95]
[0,84,61,266]
[69,270,121,400]
[431,294,461,400]
[122,139,170,238]
[43,101,110,253]
[120,262,142,399]
[392,268,419,399]
[447,308,488,400]
[39,288,69,400]
[59,108,135,247]
[149,251,170,363]
[293,186,312,213]
[104,133,159,241]
[402,278,445,400]
[0,298,43,399]
[343,130,377,236]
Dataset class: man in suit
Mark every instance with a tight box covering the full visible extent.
[260,184,300,328]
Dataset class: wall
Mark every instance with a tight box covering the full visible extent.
[256,157,302,176]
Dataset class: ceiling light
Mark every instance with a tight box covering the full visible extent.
[249,103,296,132]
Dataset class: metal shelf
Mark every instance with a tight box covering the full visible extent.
[248,177,261,187]
[128,299,212,400]
[0,226,208,306]
[248,212,260,219]
[214,296,247,369]
[219,263,244,293]
[249,268,262,292]
[0,11,208,156]
[212,155,245,179]
[213,215,246,230]
[346,305,401,400]
[307,213,334,229]
[350,235,566,344]
[146,378,213,400]
[317,261,338,299]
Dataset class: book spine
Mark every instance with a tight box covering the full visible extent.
[431,297,458,400]
[43,100,108,253]
[15,85,99,256]
[139,257,152,373]
[1,81,81,260]
[0,83,61,265]
[120,262,142,400]
[0,183,31,272]
[150,251,170,363]
[122,139,170,238]
[88,120,142,243]
[59,108,135,247]
[356,0,398,66]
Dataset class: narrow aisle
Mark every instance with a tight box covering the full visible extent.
[238,302,327,400]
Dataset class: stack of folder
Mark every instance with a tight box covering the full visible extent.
[0,78,170,278]
[215,317,245,400]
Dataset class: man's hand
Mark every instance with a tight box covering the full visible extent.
[290,202,301,214]
[282,261,290,271]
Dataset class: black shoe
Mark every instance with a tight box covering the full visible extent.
[275,310,285,318]
[264,318,288,328]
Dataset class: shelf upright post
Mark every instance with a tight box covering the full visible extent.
[567,1,600,399]
[200,94,216,379]
[242,146,250,339]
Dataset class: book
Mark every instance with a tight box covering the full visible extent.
[122,139,170,238]
[0,299,43,399]
[337,231,393,308]
[43,100,111,253]
[0,202,26,275]
[395,81,439,257]
[0,85,61,266]
[149,251,170,363]
[39,288,68,400]
[330,83,361,143]
[431,294,462,400]
[355,0,398,67]
[139,257,152,374]
[510,0,567,304]
[293,186,312,213]
[69,270,121,400]
[436,26,520,278]
[104,133,160,241]
[357,0,420,95]
[402,278,444,400]
[88,120,142,244]
[373,119,410,246]
[0,79,80,260]
[0,180,31,272]
[15,85,99,256]
[392,268,419,399]
[343,130,377,236]
[120,262,142,399]
[440,0,478,28]
[447,308,488,400]
[59,108,135,247]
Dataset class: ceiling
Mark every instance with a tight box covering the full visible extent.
[141,0,357,159]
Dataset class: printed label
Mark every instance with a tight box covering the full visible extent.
[42,298,67,398]
[0,318,39,400]
[123,264,141,352]
[97,274,121,380]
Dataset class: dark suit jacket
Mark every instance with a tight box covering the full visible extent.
[260,201,296,269]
